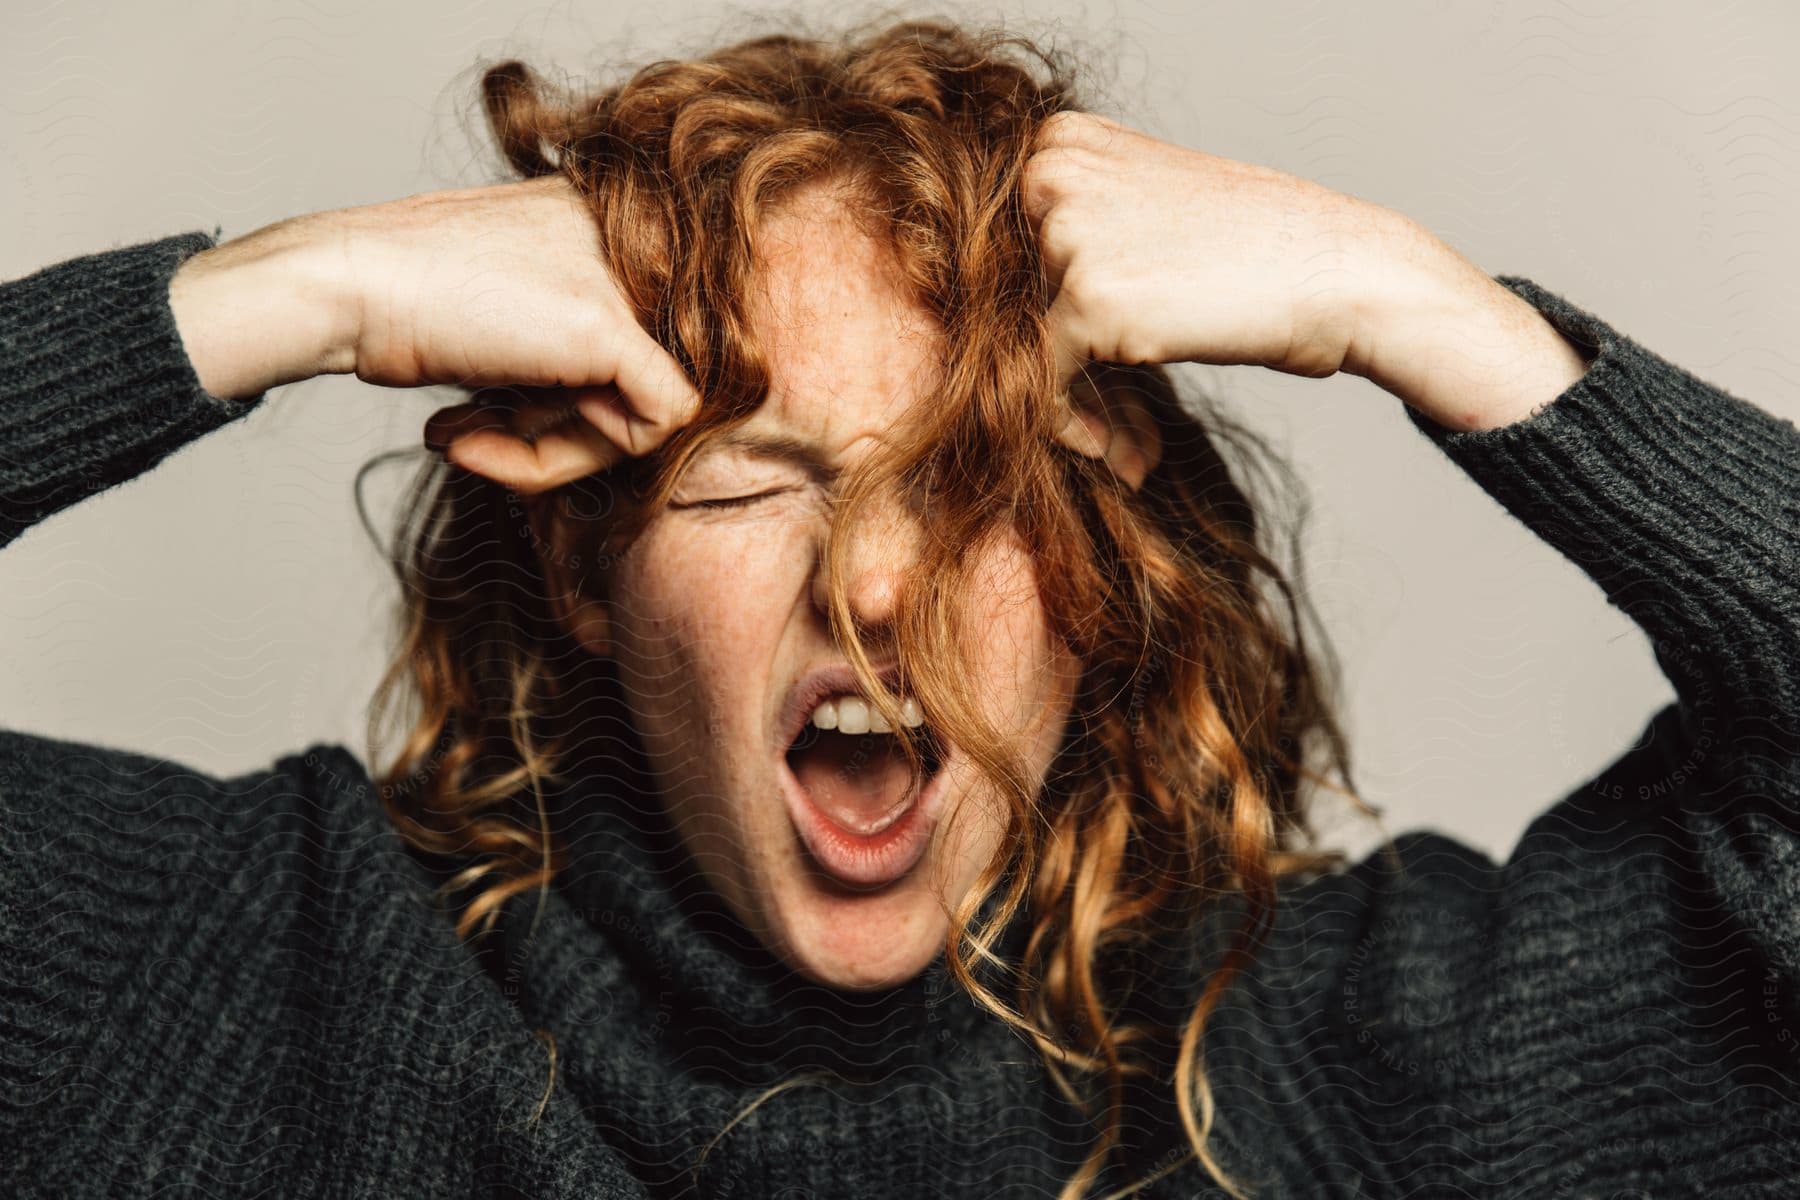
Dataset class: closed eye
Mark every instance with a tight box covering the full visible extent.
[669,486,799,511]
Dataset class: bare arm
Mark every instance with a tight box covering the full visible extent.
[165,212,353,401]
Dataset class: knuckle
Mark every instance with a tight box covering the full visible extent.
[1057,261,1104,307]
[575,307,616,354]
[1077,264,1134,313]
[623,420,654,457]
[1111,330,1159,367]
[1042,110,1100,144]
[1036,203,1082,258]
[1025,144,1095,189]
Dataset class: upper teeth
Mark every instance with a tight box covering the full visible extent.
[810,695,925,735]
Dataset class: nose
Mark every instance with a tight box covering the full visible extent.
[810,489,920,633]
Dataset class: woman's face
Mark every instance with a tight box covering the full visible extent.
[555,190,1083,991]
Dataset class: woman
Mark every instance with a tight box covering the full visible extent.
[3,19,1796,1199]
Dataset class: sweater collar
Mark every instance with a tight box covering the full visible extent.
[493,764,1031,1081]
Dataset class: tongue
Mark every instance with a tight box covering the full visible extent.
[791,730,920,835]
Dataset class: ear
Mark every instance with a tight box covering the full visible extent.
[526,495,612,657]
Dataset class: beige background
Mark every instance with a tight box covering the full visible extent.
[2,1,1795,865]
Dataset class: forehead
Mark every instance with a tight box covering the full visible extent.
[726,188,942,466]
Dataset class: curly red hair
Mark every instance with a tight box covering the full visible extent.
[366,18,1369,1198]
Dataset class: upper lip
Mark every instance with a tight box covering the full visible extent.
[775,660,907,754]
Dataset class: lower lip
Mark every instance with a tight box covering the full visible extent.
[779,748,948,890]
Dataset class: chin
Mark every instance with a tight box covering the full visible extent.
[772,874,950,992]
[757,764,1009,993]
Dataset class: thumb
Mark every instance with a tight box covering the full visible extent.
[1045,284,1091,393]
[1046,289,1108,460]
[603,322,702,456]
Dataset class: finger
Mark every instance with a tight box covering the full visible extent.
[427,389,628,492]
[1018,152,1076,264]
[424,401,511,451]
[572,386,660,461]
[507,389,588,442]
[1022,112,1119,223]
[606,325,703,454]
[446,415,625,495]
[1045,286,1091,390]
[1033,110,1115,153]
[1047,311,1105,462]
[1104,391,1163,490]
[424,386,580,450]
[1051,337,1085,395]
[1052,372,1164,491]
[1018,154,1063,229]
[1053,387,1110,461]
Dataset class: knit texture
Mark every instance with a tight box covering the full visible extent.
[2,232,1798,1197]
[0,231,252,549]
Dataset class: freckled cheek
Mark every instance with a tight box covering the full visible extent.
[962,538,1071,734]
[611,520,815,768]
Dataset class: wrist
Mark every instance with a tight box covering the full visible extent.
[1343,213,1593,431]
[168,213,358,401]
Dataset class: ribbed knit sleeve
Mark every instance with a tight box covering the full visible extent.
[0,230,266,549]
[1192,277,1800,1195]
[0,237,650,1196]
[1403,275,1800,771]
[1399,276,1800,984]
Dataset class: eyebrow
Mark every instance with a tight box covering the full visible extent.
[704,428,843,482]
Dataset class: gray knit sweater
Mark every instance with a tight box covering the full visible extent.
[2,231,1798,1198]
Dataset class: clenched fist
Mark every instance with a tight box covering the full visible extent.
[169,175,700,493]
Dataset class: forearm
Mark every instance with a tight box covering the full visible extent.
[1343,213,1596,431]
[167,213,356,401]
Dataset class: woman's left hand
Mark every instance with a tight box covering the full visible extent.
[1024,112,1593,465]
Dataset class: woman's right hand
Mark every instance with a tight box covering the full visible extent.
[168,174,701,493]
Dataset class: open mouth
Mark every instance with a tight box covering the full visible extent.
[784,707,946,835]
[779,693,950,890]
